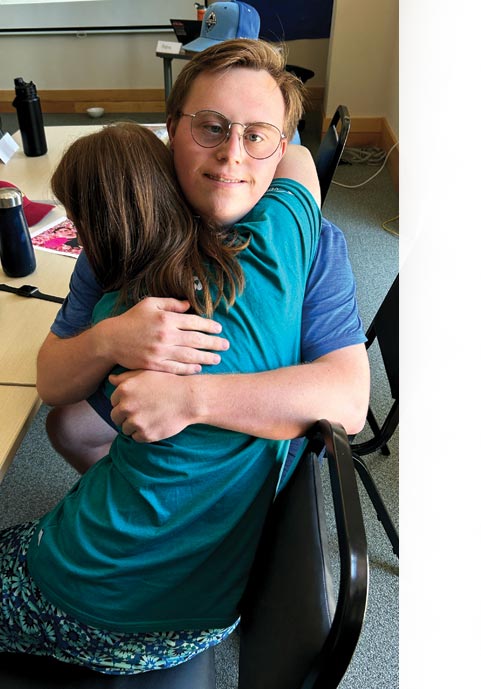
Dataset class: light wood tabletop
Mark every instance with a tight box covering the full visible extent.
[0,250,74,385]
[0,245,74,477]
[0,386,41,482]
[0,126,95,478]
[7,125,102,199]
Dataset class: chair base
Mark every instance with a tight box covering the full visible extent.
[352,453,399,557]
[0,646,216,689]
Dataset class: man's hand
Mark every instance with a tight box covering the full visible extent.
[37,297,229,407]
[102,297,229,375]
[109,369,195,442]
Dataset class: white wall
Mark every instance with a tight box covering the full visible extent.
[0,3,399,139]
[0,33,326,91]
[325,0,399,137]
[0,33,172,90]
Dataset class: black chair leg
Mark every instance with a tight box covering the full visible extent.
[366,408,390,456]
[352,453,399,557]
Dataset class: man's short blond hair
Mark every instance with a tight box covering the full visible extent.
[166,39,306,142]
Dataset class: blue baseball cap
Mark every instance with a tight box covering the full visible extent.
[183,1,260,52]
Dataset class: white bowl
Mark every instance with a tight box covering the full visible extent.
[86,107,105,119]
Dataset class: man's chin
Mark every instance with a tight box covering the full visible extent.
[199,204,251,228]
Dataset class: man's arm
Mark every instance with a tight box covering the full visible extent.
[37,297,229,406]
[37,243,230,407]
[108,159,368,443]
[193,344,369,437]
[109,343,370,442]
[274,145,321,206]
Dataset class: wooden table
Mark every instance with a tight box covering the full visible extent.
[0,252,73,478]
[0,387,41,482]
[0,126,98,478]
[0,251,74,385]
[6,125,102,199]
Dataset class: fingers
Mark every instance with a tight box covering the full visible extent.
[112,299,230,373]
[149,297,223,331]
[113,413,149,443]
[148,298,225,337]
[171,311,224,335]
[119,419,148,442]
[151,298,191,314]
[137,299,230,352]
[172,331,229,354]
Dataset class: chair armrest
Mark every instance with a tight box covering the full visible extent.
[303,419,369,689]
[239,419,368,689]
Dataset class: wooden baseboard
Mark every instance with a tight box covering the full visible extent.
[379,118,399,191]
[0,89,167,115]
[0,85,324,115]
[322,113,398,190]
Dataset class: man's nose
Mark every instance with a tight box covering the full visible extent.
[216,124,245,161]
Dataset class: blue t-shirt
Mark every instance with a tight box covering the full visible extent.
[28,179,322,632]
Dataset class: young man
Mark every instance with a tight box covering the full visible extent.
[37,39,369,473]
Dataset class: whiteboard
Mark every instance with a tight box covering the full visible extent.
[0,0,195,34]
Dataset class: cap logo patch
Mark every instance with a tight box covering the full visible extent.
[206,11,217,31]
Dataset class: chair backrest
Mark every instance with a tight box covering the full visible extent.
[238,419,368,689]
[285,64,315,84]
[315,105,351,206]
[366,274,399,401]
[351,274,399,458]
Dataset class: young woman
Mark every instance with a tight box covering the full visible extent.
[0,121,320,674]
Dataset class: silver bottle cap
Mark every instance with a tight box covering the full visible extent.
[0,186,23,209]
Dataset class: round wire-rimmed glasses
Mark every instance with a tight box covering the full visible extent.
[179,110,286,160]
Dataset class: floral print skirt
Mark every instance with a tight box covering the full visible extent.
[0,520,237,674]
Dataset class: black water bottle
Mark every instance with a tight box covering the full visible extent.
[0,185,36,277]
[12,77,48,157]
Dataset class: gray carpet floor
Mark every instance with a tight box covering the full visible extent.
[316,149,399,689]
[0,111,399,688]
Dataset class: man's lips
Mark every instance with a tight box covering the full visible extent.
[204,173,246,184]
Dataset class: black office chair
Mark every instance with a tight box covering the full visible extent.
[285,63,315,135]
[315,105,351,207]
[0,649,215,689]
[351,275,399,557]
[0,420,368,689]
[239,419,368,689]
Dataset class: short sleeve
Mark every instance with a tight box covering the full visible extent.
[50,250,103,338]
[301,217,366,362]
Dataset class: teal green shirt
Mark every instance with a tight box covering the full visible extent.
[28,179,321,631]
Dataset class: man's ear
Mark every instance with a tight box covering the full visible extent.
[166,116,176,148]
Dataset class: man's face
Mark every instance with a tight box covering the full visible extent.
[167,68,287,226]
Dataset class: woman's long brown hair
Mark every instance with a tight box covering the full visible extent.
[51,122,247,316]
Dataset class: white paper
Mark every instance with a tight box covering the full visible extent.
[0,133,20,164]
[156,40,182,54]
